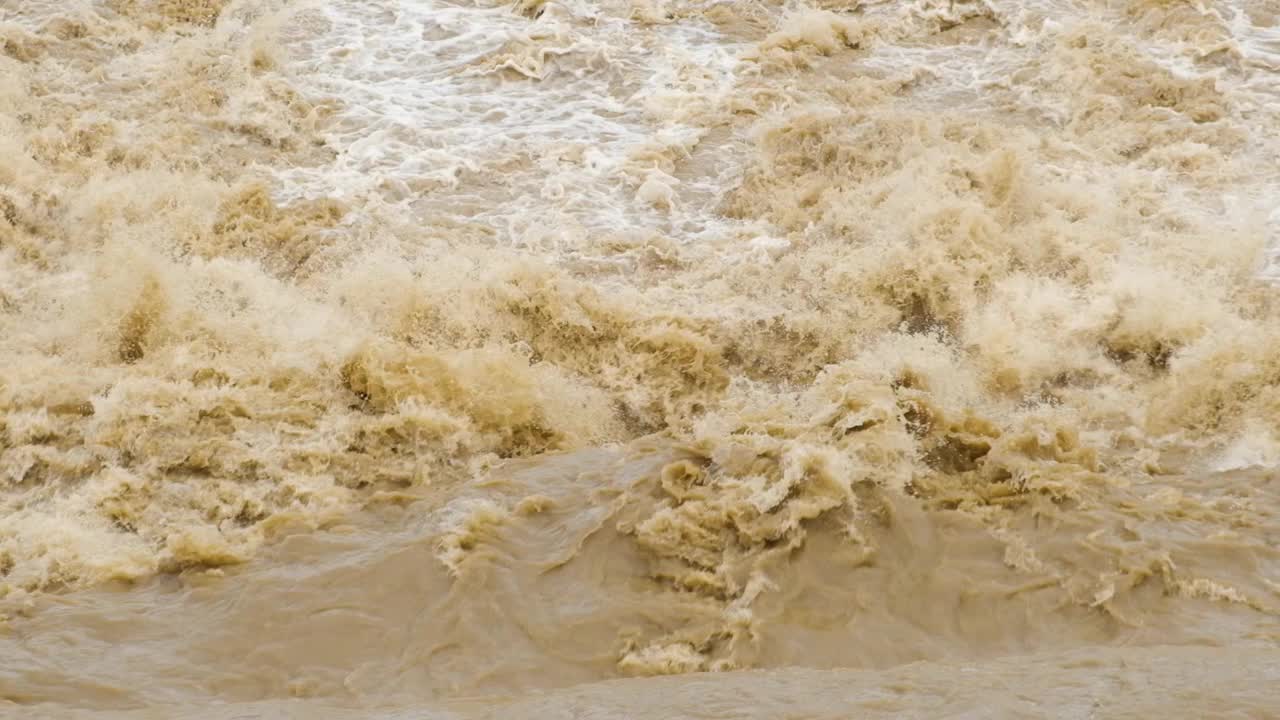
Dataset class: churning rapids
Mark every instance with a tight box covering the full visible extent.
[1,0,1279,717]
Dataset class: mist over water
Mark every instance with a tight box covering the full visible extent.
[1,0,1278,717]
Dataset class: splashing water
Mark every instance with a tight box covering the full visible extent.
[1,0,1278,716]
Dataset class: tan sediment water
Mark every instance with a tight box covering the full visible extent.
[1,0,1278,716]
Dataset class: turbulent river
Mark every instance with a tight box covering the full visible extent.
[1,0,1279,717]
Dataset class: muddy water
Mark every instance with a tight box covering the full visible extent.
[1,0,1279,717]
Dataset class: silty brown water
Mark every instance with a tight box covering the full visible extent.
[1,0,1278,717]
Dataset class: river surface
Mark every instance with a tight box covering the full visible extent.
[1,0,1279,717]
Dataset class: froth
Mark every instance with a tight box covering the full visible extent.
[1,0,1278,705]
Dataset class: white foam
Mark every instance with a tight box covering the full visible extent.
[1209,425,1280,472]
[271,0,751,261]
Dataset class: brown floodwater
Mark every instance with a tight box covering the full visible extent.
[1,0,1278,717]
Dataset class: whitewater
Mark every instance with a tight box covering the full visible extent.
[1,0,1278,716]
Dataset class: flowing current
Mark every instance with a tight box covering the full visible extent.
[2,0,1279,717]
